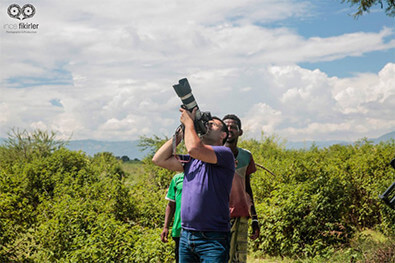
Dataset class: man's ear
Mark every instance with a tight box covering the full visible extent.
[239,128,243,136]
[221,131,227,143]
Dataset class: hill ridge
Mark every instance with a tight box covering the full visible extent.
[1,131,394,159]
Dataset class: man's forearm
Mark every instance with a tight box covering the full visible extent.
[153,139,173,164]
[164,202,176,229]
[250,204,258,219]
[246,174,258,219]
[152,138,183,171]
[183,121,202,154]
[182,117,218,163]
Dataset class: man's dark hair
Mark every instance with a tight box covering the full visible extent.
[212,116,229,145]
[222,114,242,130]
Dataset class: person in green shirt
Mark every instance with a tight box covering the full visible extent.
[161,172,184,263]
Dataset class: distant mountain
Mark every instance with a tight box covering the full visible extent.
[374,131,395,143]
[286,131,395,149]
[1,131,394,159]
[0,138,149,160]
[285,140,349,149]
[66,140,149,160]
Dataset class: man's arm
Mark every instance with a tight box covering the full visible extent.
[161,201,176,243]
[180,108,217,164]
[246,173,260,240]
[152,133,184,172]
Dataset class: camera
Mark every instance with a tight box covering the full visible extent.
[173,78,212,136]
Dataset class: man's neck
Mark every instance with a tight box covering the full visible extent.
[203,137,223,146]
[225,142,238,157]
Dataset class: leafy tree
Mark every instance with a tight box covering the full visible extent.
[138,135,169,158]
[0,129,66,166]
[342,0,395,17]
[138,135,186,188]
[0,130,147,262]
[121,155,130,162]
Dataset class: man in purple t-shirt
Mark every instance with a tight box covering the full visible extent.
[153,107,235,262]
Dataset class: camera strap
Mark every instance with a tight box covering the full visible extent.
[172,131,177,157]
[172,124,183,157]
[172,124,191,163]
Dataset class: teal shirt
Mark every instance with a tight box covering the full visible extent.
[165,173,184,237]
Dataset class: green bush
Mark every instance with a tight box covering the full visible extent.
[130,227,174,263]
[1,129,394,262]
[247,139,395,259]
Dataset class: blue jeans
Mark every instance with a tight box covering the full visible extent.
[173,237,180,263]
[179,229,230,263]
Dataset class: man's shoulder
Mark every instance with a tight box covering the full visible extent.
[237,147,253,157]
[213,145,233,153]
[173,172,184,179]
[213,145,234,158]
[174,172,184,181]
[211,146,235,169]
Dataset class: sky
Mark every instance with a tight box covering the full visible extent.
[1,0,394,143]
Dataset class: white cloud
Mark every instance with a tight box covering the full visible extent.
[296,27,395,62]
[333,63,395,116]
[1,0,394,142]
[240,63,395,141]
[243,103,282,136]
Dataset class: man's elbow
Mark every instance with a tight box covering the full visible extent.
[187,146,200,159]
[152,156,172,169]
[152,155,162,166]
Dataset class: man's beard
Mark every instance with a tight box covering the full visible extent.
[226,136,237,144]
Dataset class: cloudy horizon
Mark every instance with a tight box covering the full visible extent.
[1,0,394,143]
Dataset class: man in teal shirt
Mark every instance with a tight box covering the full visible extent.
[161,172,184,263]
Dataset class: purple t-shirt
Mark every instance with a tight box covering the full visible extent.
[180,146,235,232]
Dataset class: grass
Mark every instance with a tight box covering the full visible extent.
[248,256,294,262]
[247,229,394,263]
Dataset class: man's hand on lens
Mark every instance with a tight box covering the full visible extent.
[179,107,196,127]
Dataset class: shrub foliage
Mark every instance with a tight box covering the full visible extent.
[0,129,394,262]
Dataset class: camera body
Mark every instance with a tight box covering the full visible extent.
[173,78,212,136]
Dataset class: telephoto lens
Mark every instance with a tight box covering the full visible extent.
[173,78,209,135]
[173,78,203,120]
[173,79,199,112]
